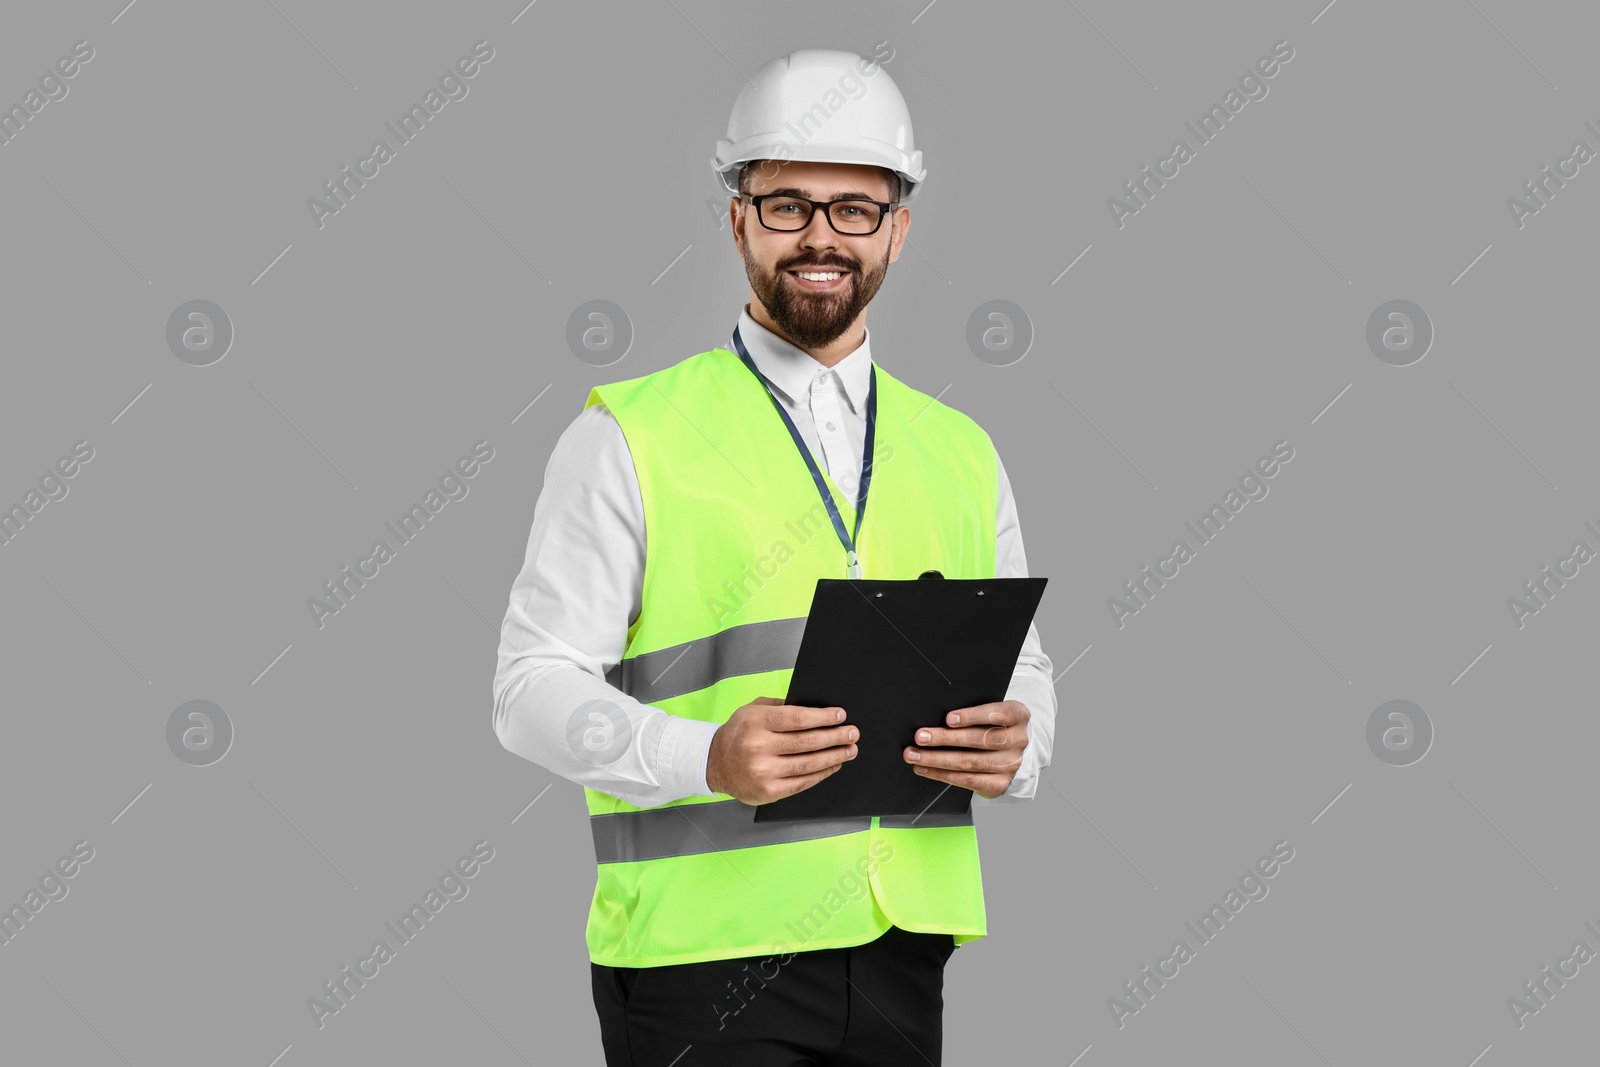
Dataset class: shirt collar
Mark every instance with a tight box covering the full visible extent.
[734,306,873,416]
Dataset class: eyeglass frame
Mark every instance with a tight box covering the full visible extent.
[739,193,900,236]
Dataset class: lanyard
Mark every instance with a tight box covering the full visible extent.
[730,324,877,579]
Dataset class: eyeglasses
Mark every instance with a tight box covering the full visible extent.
[742,194,898,236]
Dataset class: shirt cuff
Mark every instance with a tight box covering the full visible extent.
[656,714,723,799]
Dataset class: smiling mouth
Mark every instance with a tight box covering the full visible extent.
[786,268,852,290]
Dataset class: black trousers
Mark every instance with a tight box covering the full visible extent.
[590,925,957,1066]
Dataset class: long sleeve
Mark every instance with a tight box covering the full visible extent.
[981,449,1057,805]
[492,404,721,809]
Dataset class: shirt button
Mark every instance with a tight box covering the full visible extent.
[826,421,837,431]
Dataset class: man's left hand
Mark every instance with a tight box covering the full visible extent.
[904,700,1031,799]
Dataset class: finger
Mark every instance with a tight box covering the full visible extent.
[910,725,1011,750]
[905,747,1021,775]
[910,765,1007,799]
[775,723,859,755]
[944,700,1025,727]
[768,761,844,801]
[776,743,857,777]
[771,704,848,731]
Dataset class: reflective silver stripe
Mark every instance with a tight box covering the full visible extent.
[591,799,974,864]
[595,617,974,862]
[603,616,808,704]
[878,811,975,829]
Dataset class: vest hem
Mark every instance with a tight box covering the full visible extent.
[589,925,988,968]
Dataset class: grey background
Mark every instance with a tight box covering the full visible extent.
[2,1,1595,1064]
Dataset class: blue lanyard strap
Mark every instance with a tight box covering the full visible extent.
[730,324,877,579]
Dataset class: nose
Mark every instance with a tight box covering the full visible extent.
[798,205,839,249]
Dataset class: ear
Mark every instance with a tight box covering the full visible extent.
[730,195,748,257]
[885,205,911,265]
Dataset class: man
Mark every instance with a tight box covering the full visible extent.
[493,48,1055,1066]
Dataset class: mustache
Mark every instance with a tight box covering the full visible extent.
[778,255,857,272]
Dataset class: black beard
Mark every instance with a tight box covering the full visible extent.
[744,239,892,350]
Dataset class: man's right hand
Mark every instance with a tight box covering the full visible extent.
[705,696,858,804]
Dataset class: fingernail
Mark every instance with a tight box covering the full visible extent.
[906,749,921,761]
[847,727,859,741]
[836,709,845,722]
[914,767,927,774]
[950,713,961,725]
[917,730,930,743]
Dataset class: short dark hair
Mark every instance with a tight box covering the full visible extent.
[737,161,901,203]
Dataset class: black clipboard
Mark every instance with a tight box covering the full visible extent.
[753,573,1047,822]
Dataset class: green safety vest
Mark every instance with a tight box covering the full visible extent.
[581,341,999,968]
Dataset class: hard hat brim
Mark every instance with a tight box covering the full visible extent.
[712,138,924,203]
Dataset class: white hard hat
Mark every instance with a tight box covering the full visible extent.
[712,48,926,203]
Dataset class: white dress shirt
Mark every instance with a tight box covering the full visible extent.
[493,307,1056,810]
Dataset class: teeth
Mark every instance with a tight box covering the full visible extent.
[795,271,842,281]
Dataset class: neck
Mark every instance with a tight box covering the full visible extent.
[747,298,864,369]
